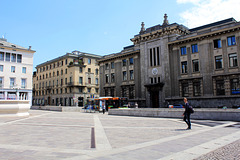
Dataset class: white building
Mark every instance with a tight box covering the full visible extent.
[0,38,35,105]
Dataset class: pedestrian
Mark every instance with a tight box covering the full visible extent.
[135,102,138,108]
[183,97,191,130]
[102,104,106,114]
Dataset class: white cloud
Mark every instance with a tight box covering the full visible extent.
[177,0,240,28]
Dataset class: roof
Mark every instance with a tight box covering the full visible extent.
[189,18,237,32]
[0,38,34,51]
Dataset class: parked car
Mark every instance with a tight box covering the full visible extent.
[169,104,184,108]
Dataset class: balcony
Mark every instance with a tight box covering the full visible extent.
[67,82,86,87]
[68,59,86,68]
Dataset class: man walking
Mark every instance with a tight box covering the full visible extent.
[183,97,191,129]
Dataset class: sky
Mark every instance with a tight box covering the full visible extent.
[1,0,240,70]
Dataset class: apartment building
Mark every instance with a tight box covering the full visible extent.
[32,51,101,106]
[0,38,35,105]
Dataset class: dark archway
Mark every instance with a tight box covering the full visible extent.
[145,83,164,108]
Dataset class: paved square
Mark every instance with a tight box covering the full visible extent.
[0,110,239,159]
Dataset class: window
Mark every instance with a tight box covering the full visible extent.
[191,44,198,53]
[22,67,26,73]
[21,79,26,88]
[57,71,59,76]
[111,62,114,69]
[229,53,238,67]
[231,78,240,95]
[56,80,58,86]
[0,65,3,72]
[79,77,83,84]
[10,78,15,88]
[43,75,44,79]
[150,47,160,66]
[105,89,108,96]
[49,73,51,78]
[65,78,67,84]
[61,70,63,75]
[123,71,127,81]
[105,74,109,83]
[110,88,114,97]
[0,52,4,61]
[180,46,187,55]
[193,81,201,96]
[182,83,189,97]
[213,39,221,48]
[105,63,109,70]
[88,68,91,72]
[122,87,127,97]
[79,88,82,93]
[96,78,98,84]
[53,80,54,87]
[6,53,10,61]
[216,80,225,95]
[150,78,153,84]
[215,56,223,69]
[70,77,72,83]
[111,73,115,82]
[61,79,63,86]
[122,59,127,66]
[88,58,91,64]
[181,61,187,74]
[130,70,134,80]
[46,74,48,78]
[129,86,134,99]
[11,66,16,73]
[79,67,82,73]
[95,88,99,93]
[88,78,91,84]
[129,58,134,65]
[65,69,67,74]
[192,59,199,72]
[227,36,236,46]
[95,69,98,75]
[0,77,3,88]
[17,54,22,63]
[65,59,68,65]
[88,88,91,93]
[11,54,16,62]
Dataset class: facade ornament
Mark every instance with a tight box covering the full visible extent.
[162,13,169,26]
[139,22,145,34]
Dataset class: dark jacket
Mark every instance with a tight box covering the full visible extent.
[184,102,191,115]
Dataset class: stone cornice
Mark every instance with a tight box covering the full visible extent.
[131,25,189,44]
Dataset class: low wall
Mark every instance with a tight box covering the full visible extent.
[0,100,30,116]
[31,106,83,112]
[108,108,240,121]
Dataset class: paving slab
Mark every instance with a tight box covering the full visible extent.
[0,109,239,160]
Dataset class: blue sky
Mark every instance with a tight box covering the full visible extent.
[0,0,239,70]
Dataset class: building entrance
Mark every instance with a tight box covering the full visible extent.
[145,82,164,108]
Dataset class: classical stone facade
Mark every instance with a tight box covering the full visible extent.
[100,14,240,108]
[32,51,101,106]
[0,38,35,105]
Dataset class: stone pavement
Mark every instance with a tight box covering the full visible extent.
[0,110,239,160]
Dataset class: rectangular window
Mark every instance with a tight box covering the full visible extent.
[70,77,72,83]
[227,36,236,46]
[21,79,26,88]
[79,88,82,93]
[150,48,153,66]
[182,83,189,97]
[95,88,99,93]
[111,62,114,69]
[0,77,3,88]
[181,61,188,74]
[6,53,10,61]
[110,88,114,97]
[213,39,221,48]
[65,78,67,84]
[129,86,134,99]
[157,47,160,66]
[0,52,4,61]
[105,63,109,70]
[96,78,98,85]
[10,78,15,88]
[111,73,115,82]
[192,59,199,72]
[88,68,91,72]
[79,67,82,73]
[193,81,201,96]
[122,87,127,97]
[79,77,83,84]
[88,58,91,64]
[95,69,98,75]
[216,80,225,95]
[88,88,91,93]
[215,56,223,69]
[0,65,3,72]
[130,70,134,80]
[180,46,187,55]
[229,53,238,67]
[231,78,240,95]
[11,54,16,62]
[123,71,127,81]
[22,67,26,73]
[105,89,108,96]
[153,48,156,66]
[191,44,198,53]
[150,78,153,84]
[129,58,134,65]
[105,74,109,83]
[65,59,68,65]
[65,69,67,74]
[11,66,16,73]
[17,54,22,63]
[122,59,127,66]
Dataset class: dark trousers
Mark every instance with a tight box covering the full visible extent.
[103,109,105,114]
[184,113,191,129]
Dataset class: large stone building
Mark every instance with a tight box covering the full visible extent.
[0,38,35,105]
[32,51,101,106]
[99,14,240,108]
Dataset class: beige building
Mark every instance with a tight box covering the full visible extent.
[32,50,102,106]
[0,38,35,105]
